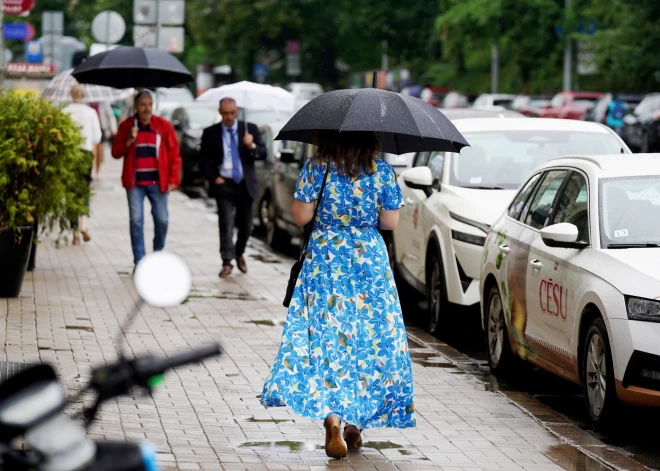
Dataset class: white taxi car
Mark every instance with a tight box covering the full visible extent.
[392,118,629,334]
[481,154,660,428]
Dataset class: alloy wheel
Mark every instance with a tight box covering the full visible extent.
[260,197,270,227]
[488,292,505,366]
[266,202,276,246]
[428,259,442,332]
[586,333,607,418]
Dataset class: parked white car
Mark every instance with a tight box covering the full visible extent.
[481,154,660,428]
[391,118,630,334]
[472,93,517,111]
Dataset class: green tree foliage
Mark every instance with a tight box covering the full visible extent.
[0,91,90,243]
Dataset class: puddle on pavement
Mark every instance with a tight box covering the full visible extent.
[184,290,266,303]
[245,417,292,424]
[65,326,94,332]
[407,338,425,349]
[364,441,404,450]
[249,254,282,264]
[546,444,611,471]
[245,319,283,327]
[410,351,458,369]
[239,441,322,452]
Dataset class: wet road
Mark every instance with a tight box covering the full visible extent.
[395,281,660,471]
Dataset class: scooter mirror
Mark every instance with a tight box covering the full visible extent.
[134,252,192,307]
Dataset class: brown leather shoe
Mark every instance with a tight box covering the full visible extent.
[219,265,233,277]
[324,415,347,459]
[236,256,248,274]
[343,424,363,450]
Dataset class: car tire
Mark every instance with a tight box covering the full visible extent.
[258,194,270,228]
[581,318,620,431]
[486,284,515,375]
[266,199,288,250]
[425,249,446,334]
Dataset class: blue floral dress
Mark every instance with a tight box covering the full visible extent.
[261,158,415,429]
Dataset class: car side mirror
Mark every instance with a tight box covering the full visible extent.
[540,223,588,249]
[278,148,296,164]
[402,166,433,197]
[172,119,183,130]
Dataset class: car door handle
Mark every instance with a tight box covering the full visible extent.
[406,198,415,205]
[529,259,543,270]
[498,245,510,254]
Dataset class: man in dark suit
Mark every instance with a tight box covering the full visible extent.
[200,97,267,277]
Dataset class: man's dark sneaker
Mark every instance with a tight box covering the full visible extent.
[236,256,248,274]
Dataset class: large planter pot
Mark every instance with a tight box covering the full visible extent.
[0,226,34,297]
[27,219,37,272]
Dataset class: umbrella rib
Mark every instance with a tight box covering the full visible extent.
[395,94,423,138]
[338,92,360,132]
[406,97,447,138]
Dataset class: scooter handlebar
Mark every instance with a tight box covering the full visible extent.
[133,343,222,381]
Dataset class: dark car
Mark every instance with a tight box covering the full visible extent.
[582,93,644,125]
[622,93,660,152]
[170,103,220,186]
[266,141,316,250]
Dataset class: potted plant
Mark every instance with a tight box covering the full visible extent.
[0,90,90,297]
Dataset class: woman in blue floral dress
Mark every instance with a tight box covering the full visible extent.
[261,131,415,459]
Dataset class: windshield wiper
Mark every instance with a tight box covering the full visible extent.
[463,185,506,190]
[607,243,660,249]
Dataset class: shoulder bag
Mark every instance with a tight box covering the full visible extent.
[283,163,330,307]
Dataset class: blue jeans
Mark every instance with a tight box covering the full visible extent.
[127,184,169,265]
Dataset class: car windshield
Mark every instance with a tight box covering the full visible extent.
[601,177,660,247]
[573,99,597,110]
[187,108,219,129]
[493,99,514,109]
[450,130,623,190]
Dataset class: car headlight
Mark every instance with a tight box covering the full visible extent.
[626,296,660,322]
[449,211,490,234]
[452,230,486,246]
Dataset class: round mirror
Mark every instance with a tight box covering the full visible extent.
[134,252,192,307]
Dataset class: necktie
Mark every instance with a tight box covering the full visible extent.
[231,128,242,183]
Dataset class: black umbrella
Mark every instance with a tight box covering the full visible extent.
[275,88,469,154]
[72,47,193,89]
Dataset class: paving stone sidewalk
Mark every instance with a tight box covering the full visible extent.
[0,156,632,471]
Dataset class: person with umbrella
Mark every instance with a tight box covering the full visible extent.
[111,90,182,269]
[260,85,468,459]
[200,97,267,277]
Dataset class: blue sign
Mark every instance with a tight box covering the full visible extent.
[3,23,31,41]
[252,63,268,80]
[26,40,42,63]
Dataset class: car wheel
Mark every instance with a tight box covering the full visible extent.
[180,162,187,187]
[486,284,515,374]
[581,318,620,430]
[266,199,287,250]
[258,194,270,228]
[425,249,446,334]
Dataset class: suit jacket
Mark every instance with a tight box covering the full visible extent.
[200,121,267,199]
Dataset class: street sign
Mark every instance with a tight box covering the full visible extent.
[133,25,156,48]
[25,39,41,62]
[286,40,300,55]
[42,11,64,71]
[286,54,301,77]
[159,0,185,25]
[90,43,119,56]
[3,23,35,41]
[252,63,268,81]
[158,26,184,53]
[92,11,126,44]
[2,0,35,15]
[5,62,55,74]
[134,0,157,25]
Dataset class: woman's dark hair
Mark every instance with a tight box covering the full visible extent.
[312,130,380,178]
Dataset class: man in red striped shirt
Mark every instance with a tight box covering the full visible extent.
[112,90,182,270]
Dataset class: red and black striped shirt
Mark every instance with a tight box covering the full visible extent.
[135,119,159,187]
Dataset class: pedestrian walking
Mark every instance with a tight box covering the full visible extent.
[606,93,627,138]
[261,131,416,459]
[200,97,266,277]
[62,85,102,245]
[91,101,118,181]
[111,90,181,269]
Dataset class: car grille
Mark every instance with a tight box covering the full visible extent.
[622,351,660,391]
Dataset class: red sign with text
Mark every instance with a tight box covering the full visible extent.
[2,0,35,15]
[6,63,56,74]
[539,278,568,320]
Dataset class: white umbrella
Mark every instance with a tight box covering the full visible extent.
[42,69,134,103]
[196,81,295,123]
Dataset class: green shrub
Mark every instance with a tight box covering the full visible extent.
[0,89,91,244]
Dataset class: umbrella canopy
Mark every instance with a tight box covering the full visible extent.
[42,69,133,103]
[275,88,469,155]
[196,81,295,113]
[72,47,193,89]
